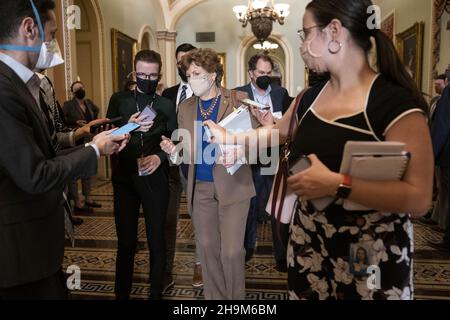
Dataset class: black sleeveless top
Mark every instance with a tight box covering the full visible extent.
[289,75,423,174]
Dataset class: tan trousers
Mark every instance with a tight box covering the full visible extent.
[193,181,250,300]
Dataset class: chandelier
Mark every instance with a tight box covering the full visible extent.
[233,0,290,43]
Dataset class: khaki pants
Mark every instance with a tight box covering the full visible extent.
[193,181,250,300]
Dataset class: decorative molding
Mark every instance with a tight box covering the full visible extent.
[431,0,447,79]
[156,30,177,41]
[62,0,74,100]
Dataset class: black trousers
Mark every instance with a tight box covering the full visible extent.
[113,166,169,300]
[164,166,182,278]
[0,270,67,300]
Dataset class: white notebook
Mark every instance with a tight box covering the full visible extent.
[340,141,410,211]
[206,106,259,175]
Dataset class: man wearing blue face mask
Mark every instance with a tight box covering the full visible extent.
[0,0,129,300]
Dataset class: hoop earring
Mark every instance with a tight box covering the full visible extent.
[328,40,342,54]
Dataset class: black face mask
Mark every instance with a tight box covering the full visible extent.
[74,89,86,100]
[137,78,159,95]
[178,67,188,83]
[256,76,272,91]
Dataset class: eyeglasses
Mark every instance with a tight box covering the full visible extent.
[135,72,159,80]
[297,25,325,42]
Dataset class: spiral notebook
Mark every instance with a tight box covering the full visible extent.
[340,141,410,211]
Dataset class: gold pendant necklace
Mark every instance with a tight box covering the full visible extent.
[199,94,219,119]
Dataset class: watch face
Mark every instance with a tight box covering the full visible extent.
[337,186,352,199]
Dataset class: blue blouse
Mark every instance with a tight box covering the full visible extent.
[195,96,221,182]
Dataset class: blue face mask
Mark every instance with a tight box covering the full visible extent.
[0,0,45,52]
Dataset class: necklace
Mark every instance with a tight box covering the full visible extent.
[199,94,220,119]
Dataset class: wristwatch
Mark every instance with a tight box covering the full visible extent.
[336,174,352,199]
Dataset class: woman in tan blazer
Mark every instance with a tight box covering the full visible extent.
[161,48,255,300]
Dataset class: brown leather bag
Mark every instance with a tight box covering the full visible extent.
[270,88,309,239]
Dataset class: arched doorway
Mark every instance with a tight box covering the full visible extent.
[237,34,294,94]
[74,0,104,111]
[244,39,287,87]
[138,25,158,51]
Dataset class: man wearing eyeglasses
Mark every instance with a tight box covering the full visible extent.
[106,50,177,300]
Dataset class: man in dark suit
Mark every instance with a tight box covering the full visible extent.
[429,75,450,251]
[0,0,128,300]
[235,54,293,271]
[161,43,204,289]
[63,81,102,212]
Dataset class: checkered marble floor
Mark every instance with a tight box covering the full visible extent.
[64,181,450,300]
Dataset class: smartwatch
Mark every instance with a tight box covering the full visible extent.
[336,174,352,199]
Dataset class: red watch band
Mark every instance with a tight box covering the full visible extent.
[342,174,352,187]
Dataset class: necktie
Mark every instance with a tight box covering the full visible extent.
[179,85,187,106]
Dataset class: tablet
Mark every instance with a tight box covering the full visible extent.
[340,141,406,174]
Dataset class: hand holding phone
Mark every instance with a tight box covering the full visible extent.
[111,123,141,136]
[90,117,123,134]
[288,155,336,212]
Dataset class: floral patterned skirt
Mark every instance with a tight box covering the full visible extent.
[287,200,414,300]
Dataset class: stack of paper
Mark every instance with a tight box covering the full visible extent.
[205,106,259,175]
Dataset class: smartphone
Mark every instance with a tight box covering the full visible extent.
[289,156,311,176]
[90,116,123,134]
[242,98,270,111]
[111,123,140,136]
[140,105,157,122]
[446,69,450,82]
[288,156,336,212]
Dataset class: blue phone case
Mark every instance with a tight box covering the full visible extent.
[111,123,140,136]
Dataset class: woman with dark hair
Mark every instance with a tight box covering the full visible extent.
[205,0,433,300]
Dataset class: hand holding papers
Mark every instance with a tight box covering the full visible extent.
[204,105,260,175]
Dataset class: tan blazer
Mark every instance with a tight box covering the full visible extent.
[177,88,256,211]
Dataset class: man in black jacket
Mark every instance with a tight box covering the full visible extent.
[0,0,128,300]
[429,72,450,251]
[107,50,177,300]
[235,54,293,271]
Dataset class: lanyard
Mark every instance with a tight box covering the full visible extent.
[134,90,156,154]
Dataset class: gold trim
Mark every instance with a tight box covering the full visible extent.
[218,52,227,88]
[396,22,425,89]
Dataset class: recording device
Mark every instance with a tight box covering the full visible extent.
[241,99,271,111]
[140,105,158,122]
[446,69,450,82]
[111,123,140,136]
[90,116,123,134]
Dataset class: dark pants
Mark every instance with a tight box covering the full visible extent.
[244,166,273,251]
[0,270,67,300]
[113,167,169,300]
[164,166,182,278]
[440,167,450,243]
